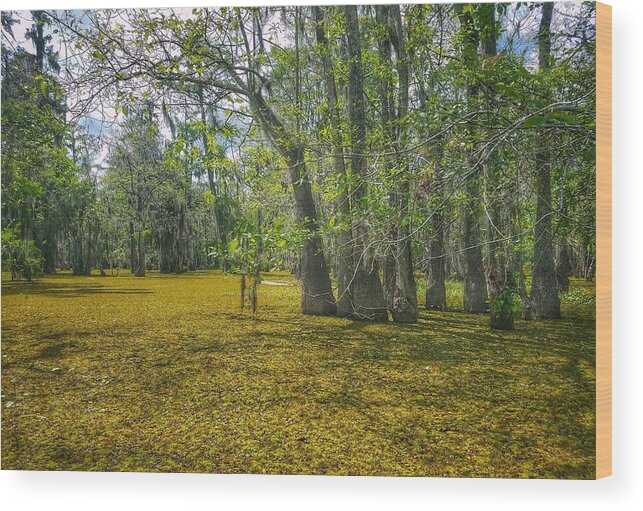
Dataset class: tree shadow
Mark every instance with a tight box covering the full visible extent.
[36,341,79,359]
[1,281,154,298]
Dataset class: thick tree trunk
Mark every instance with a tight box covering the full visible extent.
[72,225,92,276]
[485,240,514,330]
[457,4,488,314]
[513,253,532,320]
[42,229,57,274]
[233,19,336,316]
[425,254,446,310]
[72,230,84,275]
[392,230,418,323]
[531,148,560,317]
[375,6,397,312]
[486,252,514,330]
[463,179,488,313]
[382,252,396,310]
[159,232,181,274]
[531,2,560,319]
[490,306,514,330]
[159,235,168,273]
[286,148,337,316]
[343,4,388,322]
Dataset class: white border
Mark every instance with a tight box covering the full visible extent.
[1,1,641,509]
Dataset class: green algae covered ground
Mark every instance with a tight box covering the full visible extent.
[1,271,596,477]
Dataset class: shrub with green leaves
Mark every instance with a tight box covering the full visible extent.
[1,228,44,282]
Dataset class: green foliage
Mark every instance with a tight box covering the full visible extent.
[1,37,80,275]
[1,228,44,281]
[0,4,595,297]
[560,280,597,317]
[491,286,518,316]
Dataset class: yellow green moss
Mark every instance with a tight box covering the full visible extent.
[1,271,595,477]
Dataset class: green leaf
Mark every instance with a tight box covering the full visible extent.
[228,238,240,253]
[202,189,216,205]
[522,115,547,129]
[547,111,576,125]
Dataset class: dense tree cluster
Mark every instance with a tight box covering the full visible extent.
[1,4,596,330]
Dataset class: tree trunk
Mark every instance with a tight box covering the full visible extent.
[514,254,533,320]
[392,230,418,323]
[375,6,397,312]
[530,145,560,317]
[531,2,560,319]
[463,179,488,313]
[32,11,46,74]
[234,19,336,316]
[343,4,388,322]
[199,91,230,273]
[134,223,146,277]
[129,220,137,273]
[286,147,337,316]
[382,253,396,310]
[457,4,488,314]
[490,306,514,330]
[42,229,57,274]
[425,176,447,310]
[388,5,418,323]
[556,243,572,292]
[313,6,354,317]
[555,161,572,293]
[479,3,514,330]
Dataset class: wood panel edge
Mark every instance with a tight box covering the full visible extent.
[595,0,612,480]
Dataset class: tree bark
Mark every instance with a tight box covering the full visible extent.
[313,6,354,317]
[478,3,514,330]
[229,18,336,317]
[285,147,337,316]
[343,4,388,322]
[388,5,418,323]
[463,179,488,313]
[42,229,57,274]
[375,6,397,312]
[456,4,488,314]
[425,157,447,311]
[556,243,572,292]
[134,222,146,277]
[530,2,560,319]
[129,219,137,273]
